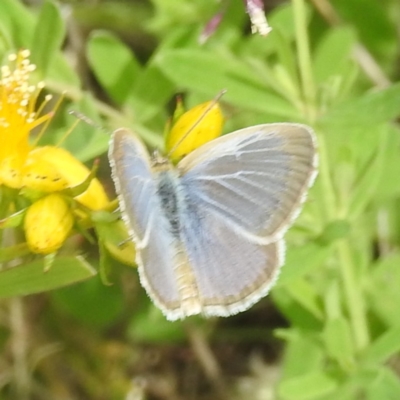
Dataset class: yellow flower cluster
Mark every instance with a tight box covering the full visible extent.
[0,50,109,254]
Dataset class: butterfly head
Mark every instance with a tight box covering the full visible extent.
[151,150,172,171]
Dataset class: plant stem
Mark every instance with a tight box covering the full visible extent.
[292,0,370,352]
[10,297,30,400]
[315,135,336,221]
[336,240,370,351]
[293,0,316,120]
[318,134,369,350]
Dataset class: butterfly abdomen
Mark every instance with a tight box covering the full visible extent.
[154,170,203,317]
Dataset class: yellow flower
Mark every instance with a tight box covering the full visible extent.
[24,146,109,210]
[0,49,108,210]
[165,100,224,162]
[0,50,50,186]
[24,193,74,254]
[0,49,110,256]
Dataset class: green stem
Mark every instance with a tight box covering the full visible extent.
[292,0,370,352]
[315,134,336,221]
[318,139,370,352]
[10,297,30,400]
[336,240,370,351]
[293,0,317,119]
[0,186,13,258]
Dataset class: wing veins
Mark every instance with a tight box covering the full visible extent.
[191,190,250,226]
[235,145,283,154]
[211,178,267,208]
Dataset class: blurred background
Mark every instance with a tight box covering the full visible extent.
[0,0,400,399]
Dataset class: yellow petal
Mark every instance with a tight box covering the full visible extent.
[22,151,69,192]
[26,146,109,210]
[0,156,24,188]
[165,101,224,162]
[24,194,74,254]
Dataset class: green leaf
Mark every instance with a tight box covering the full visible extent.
[365,367,400,400]
[64,93,109,162]
[316,220,351,245]
[0,244,30,263]
[273,288,322,330]
[156,49,299,118]
[43,252,56,273]
[95,219,136,267]
[98,239,113,285]
[0,0,35,48]
[0,16,12,51]
[0,256,96,298]
[364,326,400,365]
[333,0,396,60]
[323,317,354,367]
[279,371,338,400]
[51,276,124,329]
[270,27,298,86]
[128,305,187,343]
[279,332,324,378]
[45,53,80,87]
[313,27,356,84]
[320,82,400,129]
[284,278,324,320]
[374,125,400,200]
[269,3,309,42]
[126,63,176,124]
[87,31,142,105]
[278,242,333,285]
[62,159,99,197]
[30,0,65,77]
[347,125,389,219]
[0,209,26,229]
[367,253,400,326]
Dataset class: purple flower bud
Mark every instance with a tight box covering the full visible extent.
[199,9,225,44]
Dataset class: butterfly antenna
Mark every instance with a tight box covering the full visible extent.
[69,110,107,132]
[54,111,108,147]
[167,89,227,157]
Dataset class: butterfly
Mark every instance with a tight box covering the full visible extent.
[109,123,317,320]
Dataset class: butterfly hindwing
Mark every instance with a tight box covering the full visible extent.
[177,190,284,316]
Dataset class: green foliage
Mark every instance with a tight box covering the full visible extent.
[0,0,399,399]
[51,276,124,329]
[0,256,96,297]
[30,0,65,77]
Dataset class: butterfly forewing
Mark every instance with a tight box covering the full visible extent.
[178,124,317,243]
[110,129,183,312]
[110,129,157,243]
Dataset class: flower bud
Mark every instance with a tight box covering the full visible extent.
[165,101,224,162]
[26,146,109,210]
[24,194,74,254]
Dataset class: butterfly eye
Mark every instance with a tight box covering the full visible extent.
[165,100,224,163]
